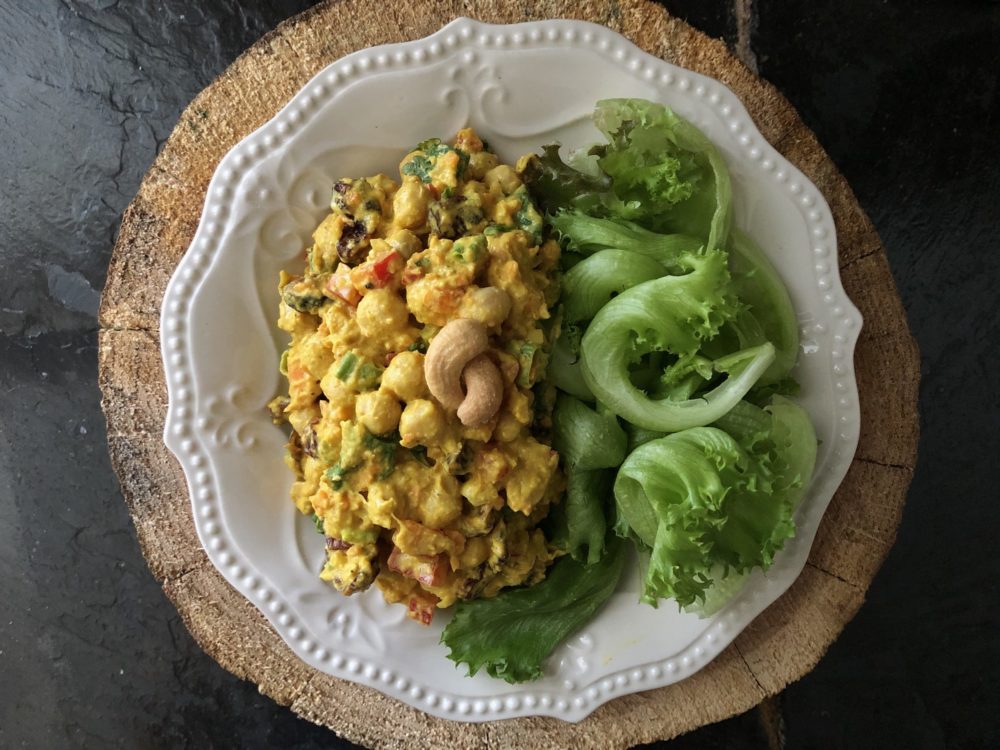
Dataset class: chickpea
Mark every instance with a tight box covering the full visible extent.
[319,368,355,408]
[484,164,522,195]
[494,412,522,442]
[418,484,463,528]
[506,388,532,426]
[398,399,445,447]
[381,350,427,401]
[459,536,491,568]
[386,227,422,259]
[355,390,401,435]
[356,288,409,339]
[465,151,499,181]
[392,177,430,230]
[459,286,512,328]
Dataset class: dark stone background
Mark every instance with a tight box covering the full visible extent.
[0,1,997,747]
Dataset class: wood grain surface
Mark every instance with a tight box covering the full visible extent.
[97,0,920,746]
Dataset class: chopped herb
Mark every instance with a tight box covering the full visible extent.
[406,139,470,180]
[312,513,325,534]
[407,339,428,353]
[401,154,434,182]
[442,186,454,199]
[410,445,433,467]
[335,352,382,390]
[325,462,356,489]
[364,430,400,480]
[416,138,451,156]
[484,224,515,237]
[513,188,545,245]
[455,148,470,178]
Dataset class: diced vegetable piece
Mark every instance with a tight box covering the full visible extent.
[388,547,448,587]
[407,592,438,625]
[371,250,401,286]
[335,352,359,381]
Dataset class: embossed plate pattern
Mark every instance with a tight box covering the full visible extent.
[160,18,862,722]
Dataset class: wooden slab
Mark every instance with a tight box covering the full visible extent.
[98,0,920,746]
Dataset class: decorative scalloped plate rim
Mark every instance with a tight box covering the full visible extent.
[160,18,862,723]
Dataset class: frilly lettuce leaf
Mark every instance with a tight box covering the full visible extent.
[440,536,627,683]
[550,395,628,564]
[726,228,801,386]
[520,143,613,217]
[549,211,703,268]
[580,248,775,432]
[552,394,628,471]
[613,397,817,609]
[561,249,664,326]
[592,98,732,249]
[543,469,613,565]
[547,325,594,401]
[523,99,732,252]
[549,245,672,404]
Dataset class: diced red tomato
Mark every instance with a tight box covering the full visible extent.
[371,250,401,286]
[406,593,438,625]
[387,547,447,587]
[349,251,402,291]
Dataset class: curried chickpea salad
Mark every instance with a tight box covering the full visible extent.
[269,99,821,683]
[269,128,565,625]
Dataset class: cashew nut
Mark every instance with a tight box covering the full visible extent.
[424,318,504,427]
[424,319,488,409]
[456,354,504,427]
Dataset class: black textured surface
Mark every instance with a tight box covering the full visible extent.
[0,1,997,748]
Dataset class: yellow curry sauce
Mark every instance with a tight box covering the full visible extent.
[269,129,564,624]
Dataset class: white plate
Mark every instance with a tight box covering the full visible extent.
[161,18,862,723]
